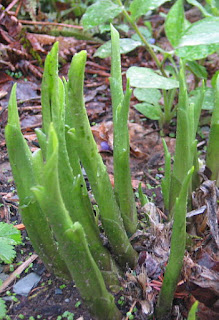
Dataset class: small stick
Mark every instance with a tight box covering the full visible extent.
[125,301,137,320]
[5,0,19,12]
[15,0,22,17]
[18,20,83,30]
[0,254,38,294]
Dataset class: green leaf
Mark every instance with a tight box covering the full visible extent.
[0,222,21,263]
[133,88,161,104]
[129,0,171,21]
[176,17,219,60]
[127,67,179,89]
[190,87,214,110]
[0,298,6,320]
[94,38,142,58]
[165,0,185,47]
[134,102,161,120]
[187,61,208,79]
[82,0,122,30]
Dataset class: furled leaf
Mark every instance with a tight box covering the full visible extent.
[94,39,142,58]
[134,102,161,120]
[130,0,170,20]
[165,0,185,47]
[176,17,219,60]
[127,67,179,89]
[0,222,21,263]
[82,0,122,30]
[133,88,161,104]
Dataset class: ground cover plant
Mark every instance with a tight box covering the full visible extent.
[5,21,219,320]
[0,1,219,319]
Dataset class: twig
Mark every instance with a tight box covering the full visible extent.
[125,301,137,320]
[18,20,83,30]
[0,254,38,294]
[15,0,22,17]
[5,0,19,12]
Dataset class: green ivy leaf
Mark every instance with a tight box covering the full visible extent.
[0,222,22,263]
[82,0,122,30]
[165,0,185,47]
[134,102,161,120]
[176,17,219,60]
[127,67,179,89]
[94,39,142,58]
[129,0,171,21]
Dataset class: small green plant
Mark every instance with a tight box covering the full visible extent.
[74,301,81,308]
[0,222,21,319]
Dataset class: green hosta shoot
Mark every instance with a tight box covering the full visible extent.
[157,167,194,318]
[110,25,138,235]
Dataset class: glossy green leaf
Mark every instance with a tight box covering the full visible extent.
[82,0,122,30]
[134,102,161,120]
[94,38,142,58]
[133,88,161,104]
[165,0,185,47]
[127,67,179,89]
[176,17,219,60]
[130,0,170,20]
